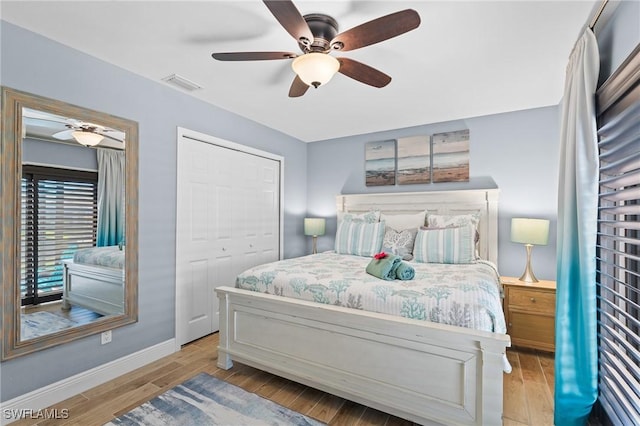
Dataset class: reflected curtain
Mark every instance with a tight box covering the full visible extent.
[555,29,599,425]
[97,148,125,247]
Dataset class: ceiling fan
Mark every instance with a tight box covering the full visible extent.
[22,109,125,147]
[53,123,125,147]
[211,0,421,97]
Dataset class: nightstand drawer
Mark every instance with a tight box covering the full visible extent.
[507,287,555,314]
[508,311,555,350]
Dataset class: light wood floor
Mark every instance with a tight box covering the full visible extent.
[12,333,555,426]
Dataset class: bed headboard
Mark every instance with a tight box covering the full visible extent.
[336,189,499,264]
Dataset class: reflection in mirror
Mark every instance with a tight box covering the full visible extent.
[1,87,138,359]
[20,108,126,341]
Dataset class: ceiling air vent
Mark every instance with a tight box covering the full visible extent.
[162,74,203,91]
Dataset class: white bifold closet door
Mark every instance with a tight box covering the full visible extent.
[176,132,281,345]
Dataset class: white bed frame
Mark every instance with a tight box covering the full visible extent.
[61,260,125,316]
[216,189,510,425]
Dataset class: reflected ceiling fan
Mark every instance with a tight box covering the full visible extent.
[22,109,125,147]
[53,123,125,147]
[211,0,421,97]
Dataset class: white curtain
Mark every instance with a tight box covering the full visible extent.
[96,148,125,247]
[554,29,599,426]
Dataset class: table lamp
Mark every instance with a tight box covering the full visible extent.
[510,218,550,283]
[304,218,325,254]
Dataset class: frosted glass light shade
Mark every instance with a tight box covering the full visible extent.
[511,218,550,245]
[292,53,340,88]
[304,218,326,237]
[73,131,104,146]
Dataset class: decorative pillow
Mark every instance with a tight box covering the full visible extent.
[427,212,481,254]
[413,225,476,264]
[335,220,385,257]
[382,227,418,260]
[337,210,381,223]
[427,212,480,230]
[380,211,426,231]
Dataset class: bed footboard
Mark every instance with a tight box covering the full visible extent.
[62,260,125,316]
[216,286,510,426]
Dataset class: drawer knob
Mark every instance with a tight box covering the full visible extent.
[530,297,536,303]
[508,322,512,327]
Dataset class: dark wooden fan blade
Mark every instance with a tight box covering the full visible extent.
[263,0,314,46]
[212,52,297,61]
[337,58,391,88]
[289,75,309,97]
[331,9,420,52]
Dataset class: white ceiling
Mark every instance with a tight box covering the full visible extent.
[1,1,598,142]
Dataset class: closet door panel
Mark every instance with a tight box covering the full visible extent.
[183,259,214,342]
[176,139,216,344]
[177,132,282,344]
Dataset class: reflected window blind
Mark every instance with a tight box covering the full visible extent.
[21,165,97,306]
[596,44,640,425]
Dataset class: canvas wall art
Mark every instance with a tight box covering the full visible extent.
[365,140,396,186]
[432,130,470,183]
[397,135,430,184]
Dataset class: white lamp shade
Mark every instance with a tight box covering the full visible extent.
[304,218,326,236]
[511,218,550,245]
[73,131,104,146]
[292,53,340,88]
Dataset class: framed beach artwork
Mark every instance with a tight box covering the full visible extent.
[365,140,396,186]
[397,135,430,184]
[432,130,470,183]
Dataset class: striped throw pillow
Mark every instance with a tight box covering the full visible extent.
[335,220,385,257]
[413,225,476,264]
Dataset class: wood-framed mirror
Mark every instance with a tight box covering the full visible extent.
[1,87,138,360]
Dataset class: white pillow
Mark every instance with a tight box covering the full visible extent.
[380,211,426,231]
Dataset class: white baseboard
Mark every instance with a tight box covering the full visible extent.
[0,339,176,425]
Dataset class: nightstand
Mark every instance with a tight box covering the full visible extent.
[501,276,556,352]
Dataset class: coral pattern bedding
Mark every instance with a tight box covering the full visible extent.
[73,245,125,269]
[236,252,506,334]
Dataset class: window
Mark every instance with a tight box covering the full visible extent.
[596,45,640,425]
[21,165,98,306]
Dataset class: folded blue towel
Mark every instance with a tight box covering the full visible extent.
[366,255,402,280]
[395,262,415,280]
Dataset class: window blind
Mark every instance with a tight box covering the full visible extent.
[596,44,640,425]
[21,165,98,306]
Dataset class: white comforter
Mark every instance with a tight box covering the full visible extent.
[236,252,507,334]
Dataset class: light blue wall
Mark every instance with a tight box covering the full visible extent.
[596,0,640,84]
[0,21,307,401]
[307,106,561,280]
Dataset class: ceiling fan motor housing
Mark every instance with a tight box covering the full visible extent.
[301,14,339,52]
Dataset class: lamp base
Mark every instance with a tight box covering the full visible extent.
[518,244,539,283]
[312,236,318,255]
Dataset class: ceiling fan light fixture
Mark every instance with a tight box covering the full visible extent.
[72,131,104,147]
[292,53,339,88]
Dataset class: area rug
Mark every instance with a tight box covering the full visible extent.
[20,311,78,340]
[105,372,326,425]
